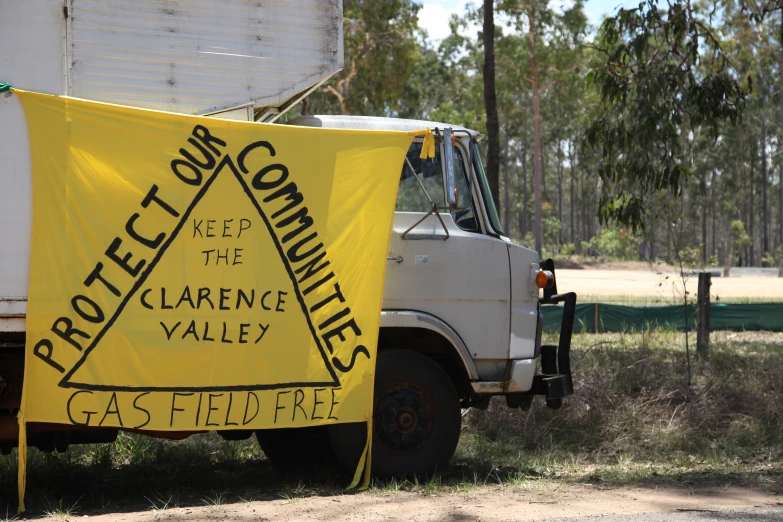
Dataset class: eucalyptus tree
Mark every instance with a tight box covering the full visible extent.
[308,0,421,116]
[587,0,747,232]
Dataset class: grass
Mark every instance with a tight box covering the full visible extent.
[144,492,174,513]
[201,490,228,510]
[0,330,780,515]
[42,497,80,520]
[454,330,783,486]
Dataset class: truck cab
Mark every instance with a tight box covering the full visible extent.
[287,116,576,475]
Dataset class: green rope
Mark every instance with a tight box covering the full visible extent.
[0,83,11,93]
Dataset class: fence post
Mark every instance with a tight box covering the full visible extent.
[697,272,711,357]
[594,303,599,334]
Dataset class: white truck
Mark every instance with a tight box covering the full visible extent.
[0,0,576,476]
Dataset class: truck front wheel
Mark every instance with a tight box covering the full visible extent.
[329,349,461,476]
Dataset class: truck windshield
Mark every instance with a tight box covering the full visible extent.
[471,142,504,235]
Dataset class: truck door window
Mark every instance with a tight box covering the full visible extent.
[396,142,446,211]
[395,141,479,232]
[450,147,478,232]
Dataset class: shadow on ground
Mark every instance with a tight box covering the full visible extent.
[1,433,780,519]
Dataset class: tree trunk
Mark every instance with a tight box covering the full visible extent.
[780,24,783,250]
[482,0,501,208]
[711,168,717,258]
[569,138,576,246]
[503,129,510,235]
[520,129,528,238]
[526,3,544,256]
[750,144,756,266]
[761,93,769,263]
[556,138,563,245]
[701,171,707,263]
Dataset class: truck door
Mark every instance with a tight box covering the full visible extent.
[382,139,511,374]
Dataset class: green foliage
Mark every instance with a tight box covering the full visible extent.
[581,228,641,260]
[730,220,752,265]
[297,0,780,267]
[587,0,747,231]
[675,245,704,269]
[309,0,421,116]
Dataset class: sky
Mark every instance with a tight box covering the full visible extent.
[417,0,640,42]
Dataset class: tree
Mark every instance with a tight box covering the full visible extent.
[309,0,421,116]
[587,0,746,231]
[483,0,502,209]
[525,1,545,255]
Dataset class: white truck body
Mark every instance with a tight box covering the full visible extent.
[1,0,343,331]
[0,0,574,472]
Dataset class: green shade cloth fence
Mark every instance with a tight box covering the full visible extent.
[542,303,783,333]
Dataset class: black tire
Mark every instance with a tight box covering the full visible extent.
[255,425,333,472]
[329,349,461,477]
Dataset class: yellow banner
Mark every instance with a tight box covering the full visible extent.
[16,90,413,505]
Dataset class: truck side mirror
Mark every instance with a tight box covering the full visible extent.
[442,128,458,208]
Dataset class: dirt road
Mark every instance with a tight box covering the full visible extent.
[44,484,781,522]
[556,268,783,302]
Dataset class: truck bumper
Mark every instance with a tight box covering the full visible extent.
[470,359,536,394]
[531,258,577,408]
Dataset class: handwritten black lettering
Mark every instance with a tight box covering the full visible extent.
[182,320,199,341]
[222,219,233,237]
[255,323,269,343]
[238,219,251,238]
[33,339,65,373]
[132,392,151,429]
[292,389,307,421]
[160,287,173,309]
[51,316,89,351]
[239,323,250,344]
[197,287,214,309]
[328,389,340,420]
[84,262,121,297]
[170,392,194,427]
[126,212,165,249]
[274,390,290,423]
[105,237,145,276]
[221,322,233,343]
[160,321,181,340]
[311,388,326,420]
[205,393,223,427]
[243,392,259,425]
[275,291,287,312]
[67,390,96,426]
[98,392,123,427]
[224,393,238,426]
[176,286,195,308]
[142,184,180,217]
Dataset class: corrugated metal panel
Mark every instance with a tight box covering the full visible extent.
[68,0,343,115]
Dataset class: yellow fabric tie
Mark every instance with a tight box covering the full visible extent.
[348,417,373,490]
[17,407,27,513]
[420,128,436,159]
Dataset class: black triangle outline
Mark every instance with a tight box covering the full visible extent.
[59,155,341,392]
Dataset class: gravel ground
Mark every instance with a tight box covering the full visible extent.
[548,505,783,522]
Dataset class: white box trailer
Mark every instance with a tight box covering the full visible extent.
[0,0,343,331]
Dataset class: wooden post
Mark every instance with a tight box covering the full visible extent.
[594,303,599,334]
[697,272,711,357]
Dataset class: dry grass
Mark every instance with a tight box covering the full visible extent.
[0,330,780,513]
[458,330,783,482]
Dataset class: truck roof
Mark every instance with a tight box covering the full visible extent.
[288,115,482,139]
